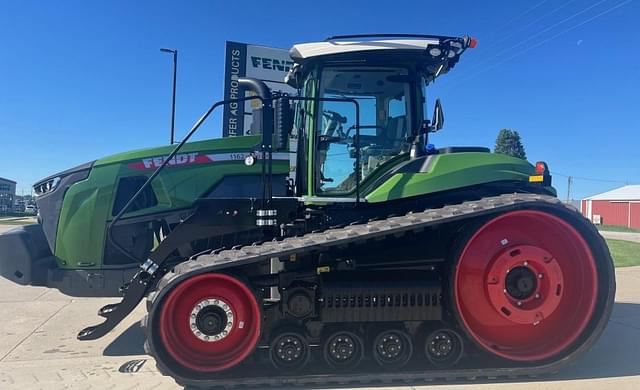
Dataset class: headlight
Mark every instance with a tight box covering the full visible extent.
[32,161,95,198]
[34,176,61,196]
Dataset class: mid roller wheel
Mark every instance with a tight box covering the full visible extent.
[156,273,261,373]
[323,330,365,369]
[424,328,464,368]
[269,328,310,372]
[372,329,413,369]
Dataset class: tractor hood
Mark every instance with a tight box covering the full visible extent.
[32,135,265,256]
[94,136,264,168]
[33,135,292,270]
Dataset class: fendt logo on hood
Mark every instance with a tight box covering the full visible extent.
[127,151,291,170]
[128,153,212,170]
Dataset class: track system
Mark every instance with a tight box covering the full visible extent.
[141,194,615,388]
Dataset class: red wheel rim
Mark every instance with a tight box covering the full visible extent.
[454,210,598,361]
[158,273,261,372]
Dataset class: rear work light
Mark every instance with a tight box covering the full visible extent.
[529,161,551,185]
[535,161,548,175]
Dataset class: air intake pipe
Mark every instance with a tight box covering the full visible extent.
[237,78,273,139]
[238,77,272,107]
[237,77,274,207]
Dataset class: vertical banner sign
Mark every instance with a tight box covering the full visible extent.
[222,42,247,137]
[222,41,296,137]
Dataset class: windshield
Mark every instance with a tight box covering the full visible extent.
[316,67,412,194]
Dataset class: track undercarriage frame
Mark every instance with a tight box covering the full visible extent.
[133,193,615,388]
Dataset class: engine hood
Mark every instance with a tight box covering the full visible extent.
[94,136,263,168]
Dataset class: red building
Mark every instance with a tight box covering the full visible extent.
[581,185,640,229]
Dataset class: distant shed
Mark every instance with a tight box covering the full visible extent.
[581,185,640,229]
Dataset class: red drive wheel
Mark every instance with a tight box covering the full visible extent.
[454,210,598,362]
[158,273,261,372]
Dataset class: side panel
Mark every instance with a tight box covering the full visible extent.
[365,153,537,203]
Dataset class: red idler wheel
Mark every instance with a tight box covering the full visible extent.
[454,210,598,362]
[158,273,261,372]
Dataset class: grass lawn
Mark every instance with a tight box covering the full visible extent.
[598,224,640,233]
[606,239,640,267]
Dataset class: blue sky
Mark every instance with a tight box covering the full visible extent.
[0,0,638,199]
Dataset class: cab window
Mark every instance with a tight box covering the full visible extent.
[315,67,411,194]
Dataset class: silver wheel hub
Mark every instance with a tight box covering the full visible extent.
[189,298,234,342]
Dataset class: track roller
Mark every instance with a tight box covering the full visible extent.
[323,330,365,369]
[371,328,413,369]
[425,328,464,368]
[269,328,310,372]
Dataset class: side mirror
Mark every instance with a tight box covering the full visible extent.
[284,64,302,89]
[430,99,444,132]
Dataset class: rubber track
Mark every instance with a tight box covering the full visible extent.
[141,193,615,389]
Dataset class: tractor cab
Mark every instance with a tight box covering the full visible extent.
[283,34,476,199]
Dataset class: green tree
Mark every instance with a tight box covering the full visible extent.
[494,129,526,159]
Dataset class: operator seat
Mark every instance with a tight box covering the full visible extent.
[384,115,407,150]
[362,115,408,177]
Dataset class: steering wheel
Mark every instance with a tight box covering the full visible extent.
[321,110,348,142]
[322,110,348,123]
[321,110,348,136]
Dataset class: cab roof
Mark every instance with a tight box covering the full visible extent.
[289,34,475,63]
[287,34,476,84]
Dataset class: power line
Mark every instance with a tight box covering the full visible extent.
[445,0,631,88]
[551,171,629,184]
[477,0,581,53]
[485,0,551,38]
[463,0,610,71]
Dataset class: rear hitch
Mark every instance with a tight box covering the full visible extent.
[77,260,163,341]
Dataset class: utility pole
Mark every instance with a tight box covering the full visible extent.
[566,176,573,203]
[160,48,178,144]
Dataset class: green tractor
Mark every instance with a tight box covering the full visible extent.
[0,34,614,387]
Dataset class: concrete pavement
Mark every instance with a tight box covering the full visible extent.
[600,230,640,243]
[0,225,15,235]
[0,262,638,390]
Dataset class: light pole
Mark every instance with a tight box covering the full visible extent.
[160,48,178,144]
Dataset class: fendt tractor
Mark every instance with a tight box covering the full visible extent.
[0,34,615,387]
